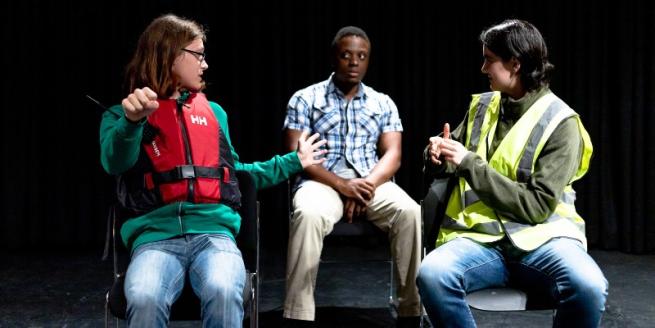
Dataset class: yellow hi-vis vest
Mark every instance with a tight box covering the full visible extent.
[437,91,593,251]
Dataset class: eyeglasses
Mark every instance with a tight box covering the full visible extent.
[182,48,206,62]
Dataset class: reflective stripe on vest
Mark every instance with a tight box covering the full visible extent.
[444,189,577,234]
[439,91,593,251]
[516,99,565,182]
[464,189,480,208]
[469,92,495,152]
[461,97,568,208]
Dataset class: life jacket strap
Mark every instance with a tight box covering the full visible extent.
[148,165,229,187]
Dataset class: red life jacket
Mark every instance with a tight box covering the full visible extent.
[116,92,241,215]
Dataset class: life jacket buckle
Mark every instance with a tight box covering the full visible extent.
[178,165,196,179]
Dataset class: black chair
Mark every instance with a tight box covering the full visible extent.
[421,177,555,325]
[287,180,397,316]
[104,170,259,328]
[322,215,396,315]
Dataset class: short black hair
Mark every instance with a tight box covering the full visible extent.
[480,19,554,92]
[331,26,370,51]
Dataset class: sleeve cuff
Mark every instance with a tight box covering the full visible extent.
[455,151,477,177]
[284,123,309,131]
[286,151,303,173]
[115,115,145,140]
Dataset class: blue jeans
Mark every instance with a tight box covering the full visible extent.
[417,237,608,328]
[124,234,245,328]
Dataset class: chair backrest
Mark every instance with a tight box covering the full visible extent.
[421,177,455,254]
[105,170,259,321]
[237,170,259,276]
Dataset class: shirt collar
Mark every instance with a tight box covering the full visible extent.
[327,73,367,100]
[501,86,551,120]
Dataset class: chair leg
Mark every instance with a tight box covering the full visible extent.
[105,292,109,328]
[388,259,398,319]
[552,309,557,322]
[249,272,258,328]
[419,305,433,328]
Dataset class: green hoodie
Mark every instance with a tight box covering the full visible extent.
[100,99,302,252]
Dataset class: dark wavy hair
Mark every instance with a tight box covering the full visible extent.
[480,19,554,92]
[124,14,206,98]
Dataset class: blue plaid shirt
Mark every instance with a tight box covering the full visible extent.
[283,74,403,177]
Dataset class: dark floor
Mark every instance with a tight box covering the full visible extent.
[0,247,653,327]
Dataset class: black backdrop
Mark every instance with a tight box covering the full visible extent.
[1,0,653,254]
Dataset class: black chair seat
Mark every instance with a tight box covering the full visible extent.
[330,217,384,237]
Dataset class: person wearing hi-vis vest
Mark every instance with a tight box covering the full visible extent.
[416,19,608,327]
[100,14,327,327]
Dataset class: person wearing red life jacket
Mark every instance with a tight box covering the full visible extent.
[99,14,326,328]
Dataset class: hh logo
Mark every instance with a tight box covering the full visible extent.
[190,115,208,126]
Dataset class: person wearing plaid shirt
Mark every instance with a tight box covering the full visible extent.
[281,26,422,328]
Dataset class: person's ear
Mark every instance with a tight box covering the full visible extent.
[511,57,521,74]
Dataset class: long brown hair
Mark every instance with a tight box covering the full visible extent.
[124,14,206,98]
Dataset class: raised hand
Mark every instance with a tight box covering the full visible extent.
[440,138,469,166]
[122,87,159,122]
[428,123,451,165]
[296,131,328,168]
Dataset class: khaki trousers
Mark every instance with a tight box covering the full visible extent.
[283,180,421,321]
